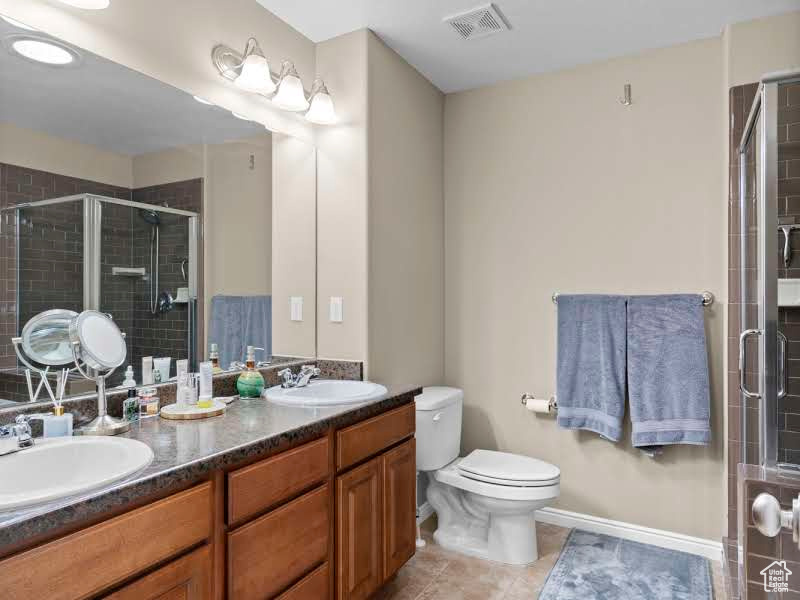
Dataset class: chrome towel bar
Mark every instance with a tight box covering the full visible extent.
[551,291,714,306]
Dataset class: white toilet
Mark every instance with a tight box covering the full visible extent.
[415,387,560,566]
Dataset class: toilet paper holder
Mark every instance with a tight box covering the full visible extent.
[521,393,558,412]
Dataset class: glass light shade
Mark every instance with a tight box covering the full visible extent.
[12,39,74,65]
[272,74,309,111]
[193,95,213,105]
[305,91,337,125]
[235,53,276,94]
[56,0,110,8]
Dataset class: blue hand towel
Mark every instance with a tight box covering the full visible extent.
[556,295,627,442]
[209,295,272,368]
[627,295,711,448]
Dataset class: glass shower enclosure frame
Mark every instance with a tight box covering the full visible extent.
[5,193,199,370]
[738,70,800,471]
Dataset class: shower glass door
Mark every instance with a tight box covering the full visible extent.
[98,199,198,386]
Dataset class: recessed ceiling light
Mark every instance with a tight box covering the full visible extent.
[10,38,76,65]
[55,0,111,9]
[1,16,38,31]
[231,112,250,121]
[193,95,213,105]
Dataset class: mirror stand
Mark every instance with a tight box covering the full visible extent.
[71,343,130,436]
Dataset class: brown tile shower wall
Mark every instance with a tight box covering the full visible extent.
[130,180,202,380]
[0,163,203,385]
[778,82,800,465]
[0,163,131,368]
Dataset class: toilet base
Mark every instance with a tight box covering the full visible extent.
[426,473,553,566]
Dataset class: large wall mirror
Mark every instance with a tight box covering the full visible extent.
[0,16,317,406]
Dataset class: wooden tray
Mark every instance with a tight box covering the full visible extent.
[160,399,226,420]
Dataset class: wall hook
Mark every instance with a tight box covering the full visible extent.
[619,83,632,106]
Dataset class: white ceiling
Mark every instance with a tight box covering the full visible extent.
[0,19,264,156]
[257,0,800,93]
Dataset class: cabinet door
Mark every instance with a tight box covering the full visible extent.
[103,545,211,600]
[382,438,417,580]
[336,456,383,600]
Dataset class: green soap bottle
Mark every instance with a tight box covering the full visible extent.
[236,346,265,398]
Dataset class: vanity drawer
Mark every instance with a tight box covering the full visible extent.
[276,562,330,600]
[0,482,212,600]
[228,436,329,525]
[228,484,330,600]
[336,402,415,471]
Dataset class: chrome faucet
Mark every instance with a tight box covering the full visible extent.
[0,414,41,456]
[277,365,321,389]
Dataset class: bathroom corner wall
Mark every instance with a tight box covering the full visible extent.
[444,37,726,540]
[366,33,445,386]
[314,30,369,363]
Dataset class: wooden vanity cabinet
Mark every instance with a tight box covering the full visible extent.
[335,404,417,600]
[0,399,416,600]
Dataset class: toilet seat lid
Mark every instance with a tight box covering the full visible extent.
[458,450,560,486]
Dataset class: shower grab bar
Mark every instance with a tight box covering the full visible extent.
[779,330,788,400]
[551,291,715,306]
[739,329,762,400]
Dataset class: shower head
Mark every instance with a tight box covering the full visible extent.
[139,208,160,226]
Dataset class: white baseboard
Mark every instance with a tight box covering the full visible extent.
[535,507,723,561]
[417,501,434,525]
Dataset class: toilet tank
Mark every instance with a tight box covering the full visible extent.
[415,387,463,471]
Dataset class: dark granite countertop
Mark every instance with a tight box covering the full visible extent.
[0,382,420,550]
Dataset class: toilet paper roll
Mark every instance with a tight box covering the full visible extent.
[524,398,554,414]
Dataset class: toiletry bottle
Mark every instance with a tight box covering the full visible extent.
[123,388,139,422]
[197,361,213,408]
[236,346,265,398]
[138,387,160,417]
[142,356,154,385]
[209,343,222,373]
[122,365,136,388]
[42,406,73,437]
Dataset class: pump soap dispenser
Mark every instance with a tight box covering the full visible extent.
[236,346,265,398]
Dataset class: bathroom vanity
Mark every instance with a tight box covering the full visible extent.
[0,386,419,600]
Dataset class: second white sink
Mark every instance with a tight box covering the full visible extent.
[264,379,388,406]
[0,436,154,512]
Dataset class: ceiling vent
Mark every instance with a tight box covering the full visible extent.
[443,4,509,40]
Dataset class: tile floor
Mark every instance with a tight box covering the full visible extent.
[376,522,726,600]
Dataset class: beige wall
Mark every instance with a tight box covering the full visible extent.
[366,33,445,385]
[444,38,726,540]
[0,0,316,140]
[132,145,203,189]
[315,31,369,361]
[0,121,132,187]
[725,11,800,88]
[272,134,317,358]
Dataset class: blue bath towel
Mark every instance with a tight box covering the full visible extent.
[208,295,272,368]
[556,295,627,442]
[627,295,710,448]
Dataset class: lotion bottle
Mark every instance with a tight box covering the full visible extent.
[236,346,265,398]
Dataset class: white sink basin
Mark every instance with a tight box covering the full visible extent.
[0,436,154,512]
[264,379,388,406]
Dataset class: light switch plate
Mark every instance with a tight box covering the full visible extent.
[290,296,303,321]
[329,296,343,323]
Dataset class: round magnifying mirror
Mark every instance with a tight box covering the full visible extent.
[69,310,126,370]
[21,308,78,366]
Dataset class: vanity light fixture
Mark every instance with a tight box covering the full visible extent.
[272,60,309,112]
[9,37,77,65]
[55,0,110,9]
[231,111,251,121]
[305,78,337,125]
[193,95,214,105]
[0,16,38,31]
[234,38,276,95]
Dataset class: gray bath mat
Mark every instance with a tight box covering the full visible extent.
[539,529,713,600]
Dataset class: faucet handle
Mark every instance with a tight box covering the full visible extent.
[301,365,321,375]
[278,368,296,388]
